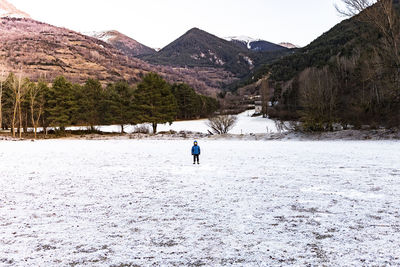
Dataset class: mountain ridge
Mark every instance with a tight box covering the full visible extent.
[225,36,288,52]
[141,27,290,81]
[0,17,228,95]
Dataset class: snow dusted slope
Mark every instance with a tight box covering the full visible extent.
[225,36,288,52]
[0,140,399,265]
[86,30,156,57]
[0,0,30,18]
[86,31,115,42]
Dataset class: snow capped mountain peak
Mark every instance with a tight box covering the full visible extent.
[84,30,156,57]
[0,0,30,18]
[224,36,260,43]
[224,36,262,49]
[224,35,287,52]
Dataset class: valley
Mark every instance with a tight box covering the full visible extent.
[0,1,399,267]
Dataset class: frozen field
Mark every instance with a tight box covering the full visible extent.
[0,140,399,266]
[66,110,282,135]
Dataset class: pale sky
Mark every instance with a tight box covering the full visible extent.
[11,0,345,49]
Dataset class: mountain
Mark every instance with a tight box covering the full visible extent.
[242,13,370,86]
[225,36,287,52]
[142,28,289,81]
[0,0,30,18]
[245,1,400,127]
[0,17,226,95]
[0,17,150,84]
[88,30,156,57]
[0,2,286,94]
[254,17,366,83]
[143,28,252,75]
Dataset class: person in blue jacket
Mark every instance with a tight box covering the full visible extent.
[192,141,201,164]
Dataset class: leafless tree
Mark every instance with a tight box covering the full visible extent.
[336,0,400,75]
[274,120,298,133]
[335,0,376,17]
[133,125,150,134]
[259,76,270,118]
[299,67,338,130]
[0,68,4,130]
[10,74,19,138]
[27,81,45,139]
[10,71,27,138]
[206,115,237,134]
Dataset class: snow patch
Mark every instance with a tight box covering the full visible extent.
[224,35,261,43]
[224,36,261,49]
[243,55,254,68]
[84,31,116,43]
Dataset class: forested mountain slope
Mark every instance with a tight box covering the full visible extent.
[246,1,400,129]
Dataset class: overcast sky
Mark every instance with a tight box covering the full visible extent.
[11,0,345,49]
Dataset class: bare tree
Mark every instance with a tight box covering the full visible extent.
[259,76,270,118]
[335,0,376,17]
[336,0,400,73]
[11,72,27,138]
[0,68,4,130]
[11,74,18,138]
[17,74,27,139]
[206,115,237,134]
[27,81,45,139]
[299,67,338,130]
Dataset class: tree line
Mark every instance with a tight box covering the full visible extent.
[0,72,219,137]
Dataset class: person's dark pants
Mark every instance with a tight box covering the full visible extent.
[193,155,200,163]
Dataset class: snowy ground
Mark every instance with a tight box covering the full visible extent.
[66,110,281,135]
[156,110,280,135]
[0,140,399,266]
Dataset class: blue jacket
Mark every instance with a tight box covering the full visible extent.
[192,145,201,155]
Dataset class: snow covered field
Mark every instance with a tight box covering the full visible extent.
[157,110,280,135]
[66,110,282,135]
[0,140,399,266]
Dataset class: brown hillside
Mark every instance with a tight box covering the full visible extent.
[0,17,233,95]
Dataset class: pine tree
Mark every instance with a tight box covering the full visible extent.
[107,81,135,133]
[171,83,201,119]
[78,79,104,131]
[198,95,219,118]
[47,76,77,131]
[2,73,16,131]
[135,73,177,134]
